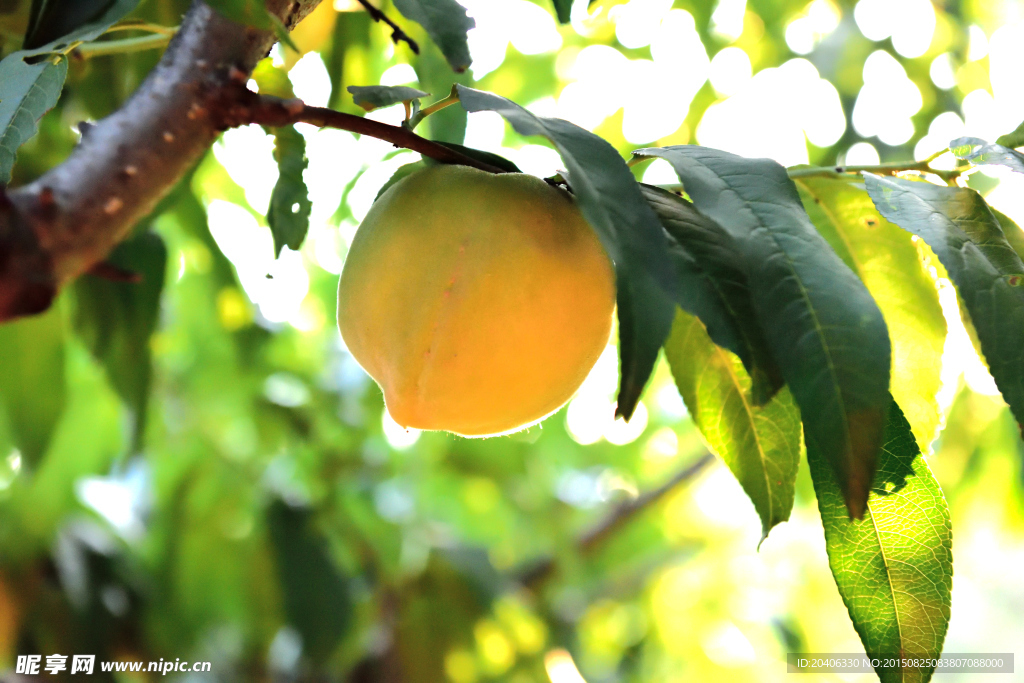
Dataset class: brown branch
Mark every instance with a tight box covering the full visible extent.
[0,0,324,322]
[355,0,419,54]
[217,87,505,173]
[516,452,715,588]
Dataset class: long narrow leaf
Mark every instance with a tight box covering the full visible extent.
[636,146,892,518]
[864,174,1024,426]
[665,310,801,542]
[808,398,952,683]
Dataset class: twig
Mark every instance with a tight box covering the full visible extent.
[220,87,506,174]
[73,33,173,58]
[356,0,420,55]
[787,158,962,181]
[516,452,715,588]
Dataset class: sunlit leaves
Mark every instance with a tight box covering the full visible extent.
[268,125,312,257]
[393,0,475,72]
[797,176,946,453]
[72,231,167,451]
[808,399,952,683]
[637,146,892,518]
[865,174,1024,426]
[0,303,66,468]
[457,86,678,420]
[664,311,801,542]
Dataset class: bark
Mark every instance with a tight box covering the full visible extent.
[0,0,323,321]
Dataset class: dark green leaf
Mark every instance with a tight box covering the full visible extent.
[0,53,65,183]
[551,0,572,23]
[348,84,430,111]
[865,173,1024,426]
[950,136,1024,175]
[0,302,66,468]
[72,231,166,452]
[640,183,782,404]
[0,0,139,181]
[25,0,139,48]
[796,176,946,453]
[458,86,679,420]
[665,310,801,542]
[393,0,474,72]
[636,146,892,518]
[267,500,352,664]
[268,125,312,257]
[431,142,521,173]
[808,398,952,683]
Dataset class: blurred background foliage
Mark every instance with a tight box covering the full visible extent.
[1,0,1024,681]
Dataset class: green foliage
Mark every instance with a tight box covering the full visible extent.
[951,136,1024,176]
[808,399,952,683]
[0,303,66,468]
[664,310,801,541]
[268,124,312,257]
[796,176,946,453]
[865,175,1024,426]
[393,0,474,72]
[638,146,892,519]
[640,184,782,405]
[457,85,678,421]
[550,0,571,24]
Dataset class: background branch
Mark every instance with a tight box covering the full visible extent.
[516,452,715,589]
[355,0,419,54]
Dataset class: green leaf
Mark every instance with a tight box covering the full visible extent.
[640,183,783,404]
[457,86,679,420]
[950,136,1024,175]
[0,302,66,469]
[72,231,167,452]
[431,142,522,173]
[268,125,312,257]
[0,0,140,182]
[348,84,430,111]
[864,174,1024,427]
[996,120,1024,150]
[394,0,475,72]
[25,0,140,48]
[205,0,272,29]
[637,146,892,518]
[551,0,572,23]
[267,500,352,664]
[796,176,946,454]
[0,53,65,183]
[808,398,952,683]
[665,310,801,542]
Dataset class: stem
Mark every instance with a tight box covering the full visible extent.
[228,89,507,174]
[406,87,460,130]
[787,158,962,181]
[104,20,178,36]
[74,33,173,58]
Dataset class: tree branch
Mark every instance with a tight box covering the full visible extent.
[516,452,715,588]
[0,0,323,322]
[216,87,505,173]
[355,0,419,55]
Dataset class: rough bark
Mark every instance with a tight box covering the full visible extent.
[0,0,322,321]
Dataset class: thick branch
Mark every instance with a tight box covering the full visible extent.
[516,452,715,588]
[218,88,505,173]
[0,0,323,321]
